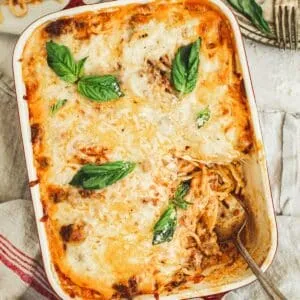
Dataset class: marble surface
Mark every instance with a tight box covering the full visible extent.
[1,34,299,113]
[244,40,300,113]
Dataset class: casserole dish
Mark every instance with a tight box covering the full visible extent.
[13,0,277,299]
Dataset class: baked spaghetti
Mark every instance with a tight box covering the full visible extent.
[21,0,253,298]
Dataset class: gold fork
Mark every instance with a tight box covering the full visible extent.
[275,0,299,49]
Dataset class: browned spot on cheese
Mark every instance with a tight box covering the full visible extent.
[78,189,94,198]
[218,21,226,45]
[184,2,208,12]
[165,272,187,291]
[37,156,49,169]
[146,58,172,93]
[239,121,253,154]
[142,197,159,206]
[31,123,41,144]
[48,185,69,203]
[45,19,72,36]
[74,20,87,30]
[130,13,151,25]
[60,224,73,242]
[25,80,38,101]
[69,146,109,165]
[159,55,171,68]
[60,222,87,243]
[192,274,205,283]
[112,276,138,299]
[206,42,217,49]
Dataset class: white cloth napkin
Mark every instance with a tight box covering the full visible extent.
[0,72,300,299]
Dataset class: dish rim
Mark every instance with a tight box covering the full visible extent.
[12,0,278,299]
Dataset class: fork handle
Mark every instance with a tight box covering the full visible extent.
[234,238,287,300]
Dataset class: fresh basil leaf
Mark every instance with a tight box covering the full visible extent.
[46,41,87,83]
[70,161,136,190]
[77,57,88,78]
[171,38,201,94]
[77,75,124,102]
[251,0,271,34]
[227,0,243,12]
[152,205,177,245]
[196,107,210,128]
[174,181,190,199]
[238,0,270,34]
[228,0,270,34]
[172,181,191,210]
[50,99,67,115]
[152,181,191,245]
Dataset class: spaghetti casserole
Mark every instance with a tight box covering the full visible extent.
[22,0,254,298]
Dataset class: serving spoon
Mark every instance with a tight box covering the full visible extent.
[215,199,286,300]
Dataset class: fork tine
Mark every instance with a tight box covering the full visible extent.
[293,6,299,50]
[275,2,281,47]
[275,0,298,50]
[281,5,287,49]
[287,5,293,49]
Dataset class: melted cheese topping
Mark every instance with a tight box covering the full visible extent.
[22,0,253,298]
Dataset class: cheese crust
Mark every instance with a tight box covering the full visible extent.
[22,0,253,298]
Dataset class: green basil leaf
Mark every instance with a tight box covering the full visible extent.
[196,107,210,128]
[77,57,88,78]
[171,38,201,94]
[227,0,243,11]
[174,181,190,199]
[46,41,87,83]
[50,99,67,115]
[228,0,270,34]
[70,161,136,190]
[152,205,177,245]
[77,75,124,102]
[251,0,271,34]
[172,181,191,210]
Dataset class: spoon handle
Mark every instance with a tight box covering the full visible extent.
[234,238,287,300]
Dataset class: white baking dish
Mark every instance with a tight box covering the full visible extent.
[13,0,277,299]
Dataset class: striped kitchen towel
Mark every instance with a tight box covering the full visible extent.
[0,200,59,300]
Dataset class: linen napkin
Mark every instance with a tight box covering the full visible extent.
[0,72,300,299]
[0,72,30,203]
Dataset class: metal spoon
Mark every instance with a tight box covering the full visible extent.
[215,197,286,300]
